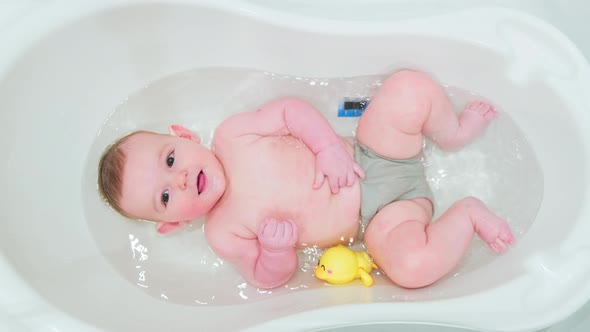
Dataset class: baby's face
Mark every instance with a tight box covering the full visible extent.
[119,132,226,223]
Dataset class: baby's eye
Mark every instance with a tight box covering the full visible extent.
[162,189,170,206]
[166,151,175,167]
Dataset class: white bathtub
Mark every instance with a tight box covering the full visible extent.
[2,1,590,331]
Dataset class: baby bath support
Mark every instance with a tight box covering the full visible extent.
[1,1,590,331]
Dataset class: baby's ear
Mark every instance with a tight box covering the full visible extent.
[156,221,189,234]
[169,125,201,143]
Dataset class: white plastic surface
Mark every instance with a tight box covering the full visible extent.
[1,1,590,331]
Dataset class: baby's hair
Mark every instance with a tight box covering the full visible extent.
[97,131,149,217]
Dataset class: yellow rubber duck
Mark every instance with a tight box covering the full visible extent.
[314,244,378,287]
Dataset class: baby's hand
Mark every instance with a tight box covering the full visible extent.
[314,142,365,194]
[258,218,298,253]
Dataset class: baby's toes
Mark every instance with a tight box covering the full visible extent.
[465,101,497,119]
[496,223,516,244]
[493,238,508,253]
[489,242,501,254]
[499,231,516,245]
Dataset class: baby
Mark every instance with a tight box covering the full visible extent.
[98,69,515,289]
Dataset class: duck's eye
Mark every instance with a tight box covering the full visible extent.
[166,151,175,167]
[321,264,325,271]
[162,189,170,206]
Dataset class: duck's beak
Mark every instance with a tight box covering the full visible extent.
[315,266,327,280]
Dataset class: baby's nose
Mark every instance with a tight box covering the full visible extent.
[176,170,188,190]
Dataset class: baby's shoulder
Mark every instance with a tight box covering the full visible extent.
[204,209,232,241]
[205,196,251,231]
[204,204,257,254]
[212,117,254,152]
[212,118,235,143]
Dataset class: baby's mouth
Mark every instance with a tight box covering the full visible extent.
[197,170,206,195]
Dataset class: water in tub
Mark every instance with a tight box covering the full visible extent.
[82,67,542,305]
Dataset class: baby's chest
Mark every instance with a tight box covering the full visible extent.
[216,136,347,230]
[225,137,317,192]
[226,144,320,208]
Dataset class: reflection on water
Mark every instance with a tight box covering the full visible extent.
[82,68,543,306]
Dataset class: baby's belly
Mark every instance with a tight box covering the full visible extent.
[295,185,361,248]
[239,174,362,248]
[227,136,362,247]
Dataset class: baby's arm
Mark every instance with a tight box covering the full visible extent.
[206,218,298,289]
[216,98,365,193]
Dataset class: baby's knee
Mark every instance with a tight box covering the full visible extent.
[453,196,485,212]
[381,252,437,289]
[385,69,433,87]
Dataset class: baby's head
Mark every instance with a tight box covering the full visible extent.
[98,125,226,233]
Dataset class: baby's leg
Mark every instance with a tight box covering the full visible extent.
[364,197,515,288]
[357,69,497,159]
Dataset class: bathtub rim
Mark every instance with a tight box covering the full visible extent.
[1,1,590,331]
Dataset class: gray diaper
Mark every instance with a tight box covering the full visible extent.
[354,142,434,235]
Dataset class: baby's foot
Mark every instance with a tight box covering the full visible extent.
[458,101,498,143]
[472,209,515,254]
